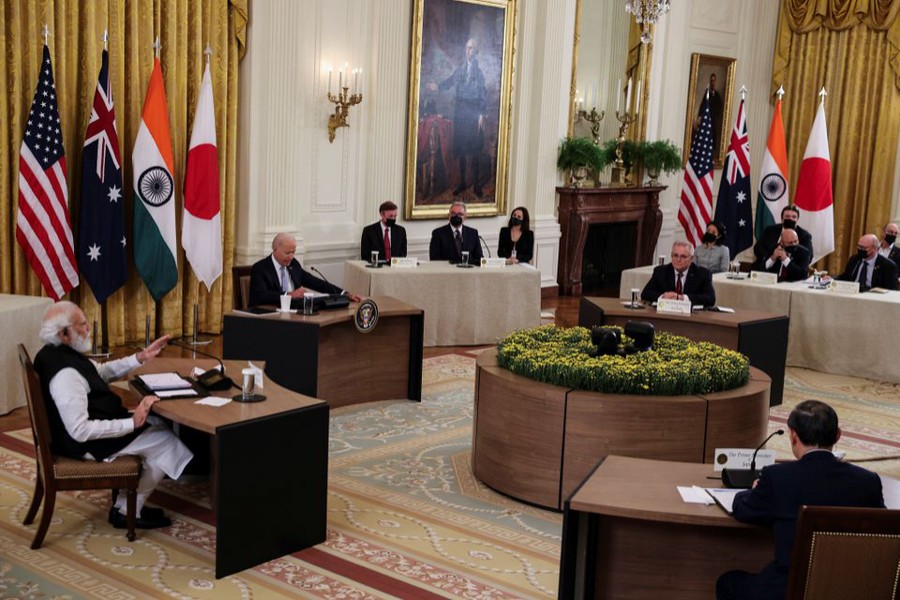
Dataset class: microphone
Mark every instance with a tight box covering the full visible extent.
[309,266,344,296]
[722,429,785,489]
[167,339,236,391]
[478,235,492,258]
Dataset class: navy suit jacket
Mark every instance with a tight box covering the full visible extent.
[837,253,899,291]
[731,451,883,592]
[754,224,814,262]
[640,263,716,306]
[248,256,342,307]
[750,244,811,282]
[360,222,407,261]
[429,223,483,265]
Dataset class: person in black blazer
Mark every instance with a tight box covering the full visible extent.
[497,206,534,264]
[360,201,407,262]
[249,233,361,307]
[753,205,813,261]
[640,241,716,306]
[835,234,899,291]
[429,201,483,265]
[878,223,900,265]
[750,229,810,282]
[716,400,884,600]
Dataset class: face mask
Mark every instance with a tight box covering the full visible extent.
[385,218,396,227]
[782,219,797,230]
[857,247,868,259]
[701,232,716,244]
[450,215,463,227]
[784,245,796,255]
[886,234,897,245]
[509,217,522,227]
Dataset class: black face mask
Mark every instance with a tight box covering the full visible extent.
[885,234,897,245]
[784,245,796,255]
[385,218,396,227]
[782,219,797,230]
[450,215,463,227]
[509,217,522,227]
[857,247,869,259]
[701,232,717,244]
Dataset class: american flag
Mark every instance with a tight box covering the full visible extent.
[16,45,79,300]
[678,93,715,248]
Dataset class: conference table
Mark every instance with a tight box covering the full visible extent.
[130,358,328,579]
[1,294,52,415]
[620,266,900,384]
[558,455,900,600]
[342,260,541,346]
[223,296,424,407]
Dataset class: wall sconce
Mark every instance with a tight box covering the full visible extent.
[326,65,364,143]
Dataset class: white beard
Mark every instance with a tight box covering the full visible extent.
[71,330,92,354]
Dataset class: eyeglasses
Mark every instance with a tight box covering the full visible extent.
[671,254,691,259]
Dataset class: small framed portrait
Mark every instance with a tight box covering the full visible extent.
[404,0,517,219]
[682,53,736,168]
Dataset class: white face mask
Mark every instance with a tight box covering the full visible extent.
[71,329,92,353]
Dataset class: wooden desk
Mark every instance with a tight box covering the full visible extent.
[222,296,424,407]
[578,296,788,406]
[559,456,900,600]
[132,358,328,579]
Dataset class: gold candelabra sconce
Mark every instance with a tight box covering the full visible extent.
[325,65,364,143]
[609,110,636,187]
[577,107,606,145]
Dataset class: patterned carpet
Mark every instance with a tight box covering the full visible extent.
[0,355,899,599]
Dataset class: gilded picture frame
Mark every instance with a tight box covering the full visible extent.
[405,0,517,219]
[682,53,736,168]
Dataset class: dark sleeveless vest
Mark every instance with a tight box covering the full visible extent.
[33,344,145,461]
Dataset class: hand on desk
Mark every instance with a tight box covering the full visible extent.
[660,292,685,301]
[132,395,159,428]
[347,293,363,303]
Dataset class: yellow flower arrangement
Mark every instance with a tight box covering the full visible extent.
[497,325,750,395]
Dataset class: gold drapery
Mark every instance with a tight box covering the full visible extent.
[0,0,247,344]
[772,0,900,273]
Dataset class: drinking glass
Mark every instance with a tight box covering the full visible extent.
[460,251,470,266]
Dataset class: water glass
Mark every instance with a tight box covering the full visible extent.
[279,294,292,312]
[460,250,470,265]
[241,368,255,400]
[303,294,314,315]
[658,255,666,266]
[370,250,379,267]
[630,288,640,307]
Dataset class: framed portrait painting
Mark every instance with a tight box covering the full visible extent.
[405,0,517,219]
[682,53,736,168]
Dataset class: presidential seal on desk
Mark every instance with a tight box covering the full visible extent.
[354,299,379,333]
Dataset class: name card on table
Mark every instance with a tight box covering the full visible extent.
[713,448,776,471]
[829,279,860,294]
[480,258,506,268]
[749,271,778,285]
[657,297,692,315]
[391,257,418,268]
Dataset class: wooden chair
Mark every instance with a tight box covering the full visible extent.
[232,265,253,310]
[787,505,900,599]
[17,344,141,548]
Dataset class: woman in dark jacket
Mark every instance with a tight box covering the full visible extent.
[497,206,534,264]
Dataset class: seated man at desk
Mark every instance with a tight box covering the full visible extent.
[753,205,814,262]
[428,200,483,265]
[640,241,716,306]
[716,400,884,600]
[834,233,899,291]
[249,233,361,306]
[750,228,810,282]
[34,301,194,529]
[877,222,900,265]
[360,200,407,261]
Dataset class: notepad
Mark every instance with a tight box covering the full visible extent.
[704,488,742,514]
[155,388,198,398]
[137,372,193,391]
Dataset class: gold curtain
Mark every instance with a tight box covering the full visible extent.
[0,0,248,344]
[772,0,900,273]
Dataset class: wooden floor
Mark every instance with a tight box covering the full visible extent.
[0,295,582,433]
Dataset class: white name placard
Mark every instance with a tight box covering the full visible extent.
[713,448,776,472]
[657,297,692,315]
[750,271,778,285]
[391,257,418,268]
[829,279,860,294]
[480,257,506,268]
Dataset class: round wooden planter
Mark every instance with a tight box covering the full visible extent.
[472,349,771,511]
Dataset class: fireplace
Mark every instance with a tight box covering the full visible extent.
[581,222,637,295]
[556,186,664,296]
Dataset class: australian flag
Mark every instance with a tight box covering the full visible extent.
[78,49,126,304]
[713,96,753,259]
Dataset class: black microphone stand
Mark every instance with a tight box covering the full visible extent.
[722,429,785,489]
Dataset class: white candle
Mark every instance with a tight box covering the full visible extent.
[327,66,332,94]
[359,69,363,95]
[635,80,642,115]
[616,79,621,112]
[354,68,359,94]
[626,77,633,113]
[593,82,599,110]
[339,67,343,91]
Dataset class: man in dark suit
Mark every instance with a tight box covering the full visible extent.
[640,241,716,306]
[835,233,899,291]
[249,233,362,307]
[429,201,483,265]
[877,222,900,265]
[753,205,814,262]
[360,201,407,262]
[750,228,810,282]
[716,400,884,600]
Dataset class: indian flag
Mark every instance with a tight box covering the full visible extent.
[182,62,222,291]
[794,93,834,264]
[754,96,789,242]
[133,57,178,301]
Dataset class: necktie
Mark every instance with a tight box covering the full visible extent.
[384,227,391,261]
[779,263,787,280]
[281,266,289,293]
[858,260,869,288]
[454,230,463,258]
[675,272,683,296]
